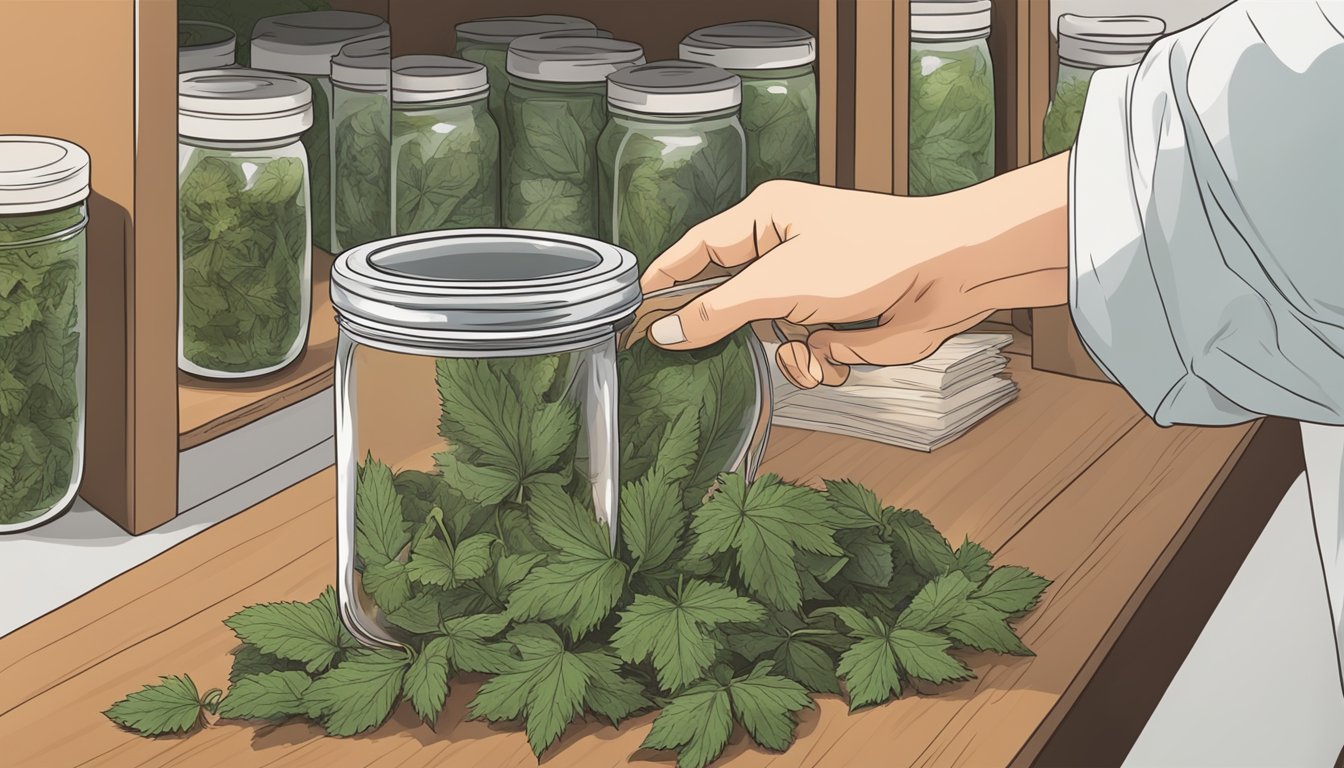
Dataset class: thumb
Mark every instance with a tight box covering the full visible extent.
[648,255,799,350]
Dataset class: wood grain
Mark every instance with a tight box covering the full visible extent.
[851,0,894,192]
[177,253,337,450]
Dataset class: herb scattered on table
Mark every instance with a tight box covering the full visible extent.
[109,338,1049,767]
[178,153,308,375]
[0,205,83,525]
[739,70,819,190]
[333,92,391,251]
[908,44,995,197]
[502,86,606,237]
[392,101,500,235]
[1043,74,1092,157]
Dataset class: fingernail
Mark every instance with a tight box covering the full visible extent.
[650,315,686,346]
[806,350,825,384]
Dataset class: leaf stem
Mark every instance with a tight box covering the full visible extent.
[200,688,224,716]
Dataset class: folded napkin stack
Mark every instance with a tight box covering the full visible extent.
[766,333,1018,451]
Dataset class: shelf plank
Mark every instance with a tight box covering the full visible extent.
[177,252,337,450]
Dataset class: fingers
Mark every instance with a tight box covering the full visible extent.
[647,255,799,350]
[806,325,944,369]
[775,340,850,389]
[639,187,790,294]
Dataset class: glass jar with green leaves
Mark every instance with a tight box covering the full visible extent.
[331,37,392,253]
[1043,14,1164,157]
[177,70,313,379]
[452,15,596,121]
[251,11,389,253]
[501,33,644,237]
[680,21,818,190]
[391,56,500,234]
[0,136,89,533]
[909,0,994,196]
[178,20,235,73]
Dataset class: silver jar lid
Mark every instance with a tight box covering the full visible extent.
[331,38,391,91]
[178,21,236,73]
[178,69,313,142]
[251,11,389,76]
[506,32,645,84]
[455,15,597,45]
[0,136,90,215]
[911,0,992,42]
[1058,14,1165,69]
[331,230,641,349]
[607,61,741,116]
[679,22,817,70]
[392,56,488,103]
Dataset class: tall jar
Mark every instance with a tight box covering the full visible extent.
[680,22,818,190]
[1043,14,1165,156]
[502,33,644,237]
[0,137,89,533]
[452,15,596,122]
[177,70,313,379]
[178,20,235,73]
[251,11,390,253]
[331,38,392,253]
[909,0,994,197]
[330,230,641,647]
[391,56,500,234]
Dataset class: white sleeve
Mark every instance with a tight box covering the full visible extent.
[1068,0,1344,427]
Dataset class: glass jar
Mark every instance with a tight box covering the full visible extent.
[501,33,644,237]
[331,38,392,253]
[1043,14,1165,157]
[453,15,597,122]
[251,11,390,253]
[909,0,994,197]
[177,70,313,378]
[178,20,235,73]
[0,137,89,533]
[598,61,746,271]
[680,22,818,190]
[391,56,500,234]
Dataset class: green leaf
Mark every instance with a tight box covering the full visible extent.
[217,671,311,721]
[888,628,973,684]
[888,508,956,577]
[620,469,689,575]
[439,613,517,674]
[837,634,903,710]
[406,532,497,589]
[304,649,410,737]
[576,648,653,726]
[728,662,813,752]
[355,459,411,565]
[689,473,842,611]
[945,601,1032,655]
[641,680,734,768]
[897,571,976,632]
[612,579,765,692]
[468,624,593,757]
[363,559,413,614]
[972,566,1051,614]
[403,637,451,724]
[104,675,207,736]
[228,644,305,684]
[223,587,355,674]
[952,538,993,583]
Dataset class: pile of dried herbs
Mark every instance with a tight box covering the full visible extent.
[908,44,995,197]
[738,69,819,190]
[392,101,500,234]
[501,84,606,237]
[332,92,391,251]
[1043,74,1092,157]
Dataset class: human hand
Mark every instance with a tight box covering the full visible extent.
[640,154,1071,388]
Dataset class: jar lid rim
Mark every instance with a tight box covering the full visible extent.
[392,55,488,102]
[679,22,817,69]
[0,136,90,214]
[250,11,389,75]
[506,32,645,83]
[455,15,597,44]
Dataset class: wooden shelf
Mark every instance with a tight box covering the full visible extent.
[177,252,338,451]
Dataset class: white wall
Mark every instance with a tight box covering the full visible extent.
[1050,0,1235,36]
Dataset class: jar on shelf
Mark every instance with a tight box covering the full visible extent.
[0,136,89,533]
[331,37,392,253]
[679,22,818,190]
[909,0,994,197]
[502,33,644,237]
[452,15,597,121]
[178,20,235,73]
[598,60,746,271]
[251,11,390,254]
[1043,14,1165,157]
[391,56,500,235]
[177,70,313,379]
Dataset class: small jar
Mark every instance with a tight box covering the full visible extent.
[909,0,995,196]
[598,61,746,270]
[251,11,390,253]
[502,33,644,237]
[331,230,641,647]
[1043,14,1164,157]
[0,137,89,533]
[177,70,313,378]
[178,20,235,73]
[331,38,392,253]
[453,15,597,120]
[391,56,501,234]
[680,22,818,190]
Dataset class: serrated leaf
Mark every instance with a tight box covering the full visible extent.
[728,662,813,751]
[577,648,653,726]
[972,566,1051,613]
[217,671,311,721]
[228,644,305,684]
[888,508,956,577]
[223,587,355,673]
[773,635,840,694]
[355,459,411,564]
[403,637,451,724]
[641,680,734,768]
[837,634,903,710]
[952,537,993,583]
[363,558,413,614]
[468,624,592,757]
[897,571,976,632]
[104,675,205,736]
[946,601,1032,655]
[406,532,497,589]
[888,628,972,684]
[304,649,410,737]
[620,468,688,574]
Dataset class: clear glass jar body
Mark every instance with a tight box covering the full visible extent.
[392,96,501,234]
[0,202,86,532]
[597,107,746,271]
[1043,63,1095,157]
[299,74,333,252]
[335,331,619,647]
[502,77,606,237]
[908,37,995,196]
[455,40,509,121]
[333,84,391,252]
[178,136,311,378]
[736,66,818,190]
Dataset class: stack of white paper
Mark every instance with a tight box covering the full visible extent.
[766,333,1018,451]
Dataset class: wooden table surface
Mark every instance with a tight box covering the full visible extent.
[0,327,1299,768]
